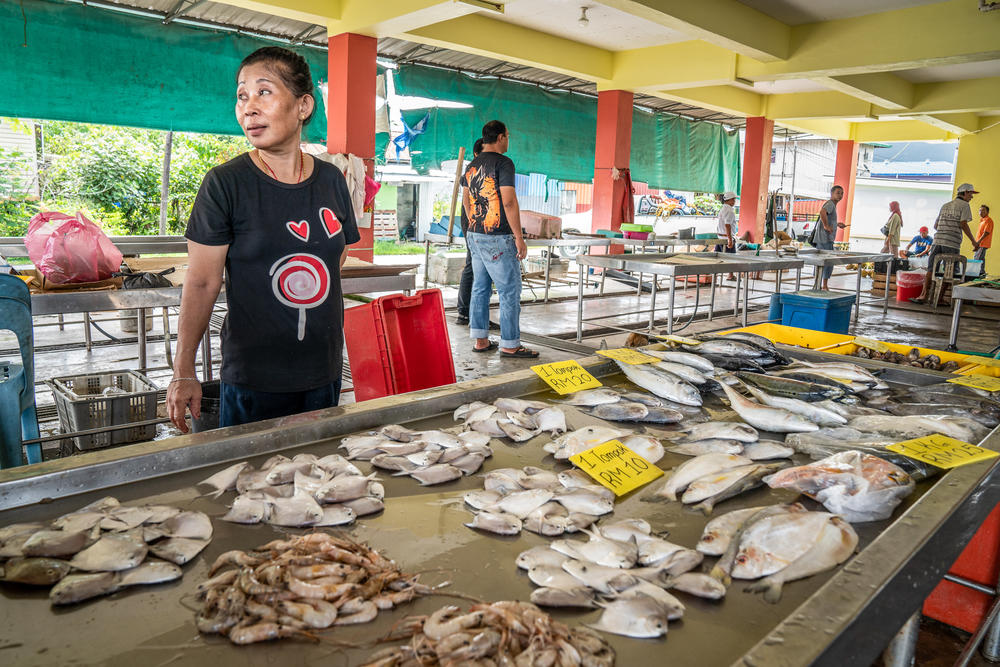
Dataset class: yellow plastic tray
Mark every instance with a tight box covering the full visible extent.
[718,323,855,350]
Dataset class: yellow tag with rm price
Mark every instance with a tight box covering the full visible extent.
[947,375,1000,392]
[886,433,999,469]
[569,440,664,496]
[531,360,603,395]
[853,336,890,353]
[597,348,659,365]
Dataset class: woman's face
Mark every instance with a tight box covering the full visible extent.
[235,62,312,150]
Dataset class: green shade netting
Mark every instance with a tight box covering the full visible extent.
[1,0,329,142]
[396,65,740,193]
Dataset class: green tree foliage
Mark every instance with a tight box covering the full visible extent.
[17,119,248,236]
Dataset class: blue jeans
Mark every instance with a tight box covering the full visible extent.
[220,379,342,428]
[815,239,835,281]
[466,232,522,349]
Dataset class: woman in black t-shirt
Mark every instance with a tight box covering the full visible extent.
[167,47,359,432]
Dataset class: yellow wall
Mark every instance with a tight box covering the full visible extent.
[955,121,1000,275]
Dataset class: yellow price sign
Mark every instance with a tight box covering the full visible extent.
[531,360,603,395]
[948,375,1000,392]
[569,440,664,496]
[654,334,701,346]
[853,336,890,353]
[597,348,659,365]
[964,355,1000,369]
[886,434,999,469]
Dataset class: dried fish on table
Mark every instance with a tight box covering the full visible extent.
[361,600,615,666]
[196,532,433,644]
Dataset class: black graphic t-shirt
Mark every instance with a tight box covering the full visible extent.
[460,152,516,235]
[185,153,361,392]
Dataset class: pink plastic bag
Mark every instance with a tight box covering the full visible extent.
[24,211,123,284]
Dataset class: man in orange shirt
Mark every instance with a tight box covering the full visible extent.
[975,204,993,262]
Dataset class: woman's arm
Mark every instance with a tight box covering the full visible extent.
[166,240,228,433]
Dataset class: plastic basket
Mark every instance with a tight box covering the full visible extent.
[47,371,159,451]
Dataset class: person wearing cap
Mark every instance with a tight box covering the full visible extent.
[910,183,980,305]
[975,204,993,263]
[903,227,933,258]
[715,191,737,281]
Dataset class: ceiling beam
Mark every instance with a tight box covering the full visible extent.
[655,85,764,117]
[401,14,614,82]
[601,41,737,92]
[599,0,790,62]
[817,73,914,111]
[765,91,873,120]
[209,0,337,26]
[737,0,1000,81]
[328,0,479,37]
[915,112,983,135]
[774,119,853,140]
[850,119,957,143]
[894,76,1000,115]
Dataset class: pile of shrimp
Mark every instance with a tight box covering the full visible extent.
[195,532,431,645]
[362,600,615,666]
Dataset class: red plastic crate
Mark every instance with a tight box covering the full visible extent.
[923,503,1000,633]
[344,289,456,401]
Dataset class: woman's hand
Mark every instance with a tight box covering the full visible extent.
[167,378,202,433]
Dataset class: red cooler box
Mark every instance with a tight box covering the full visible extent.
[344,289,456,401]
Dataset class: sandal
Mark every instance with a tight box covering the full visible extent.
[473,340,498,353]
[500,346,540,359]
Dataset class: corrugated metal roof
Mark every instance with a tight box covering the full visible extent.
[79,0,748,129]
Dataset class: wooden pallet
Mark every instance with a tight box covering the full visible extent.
[373,210,399,240]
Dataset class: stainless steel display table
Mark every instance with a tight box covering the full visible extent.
[0,235,189,256]
[948,280,1000,350]
[29,273,417,373]
[0,351,995,666]
[750,248,892,322]
[575,252,804,340]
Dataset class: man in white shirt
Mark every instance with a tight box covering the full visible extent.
[715,191,737,280]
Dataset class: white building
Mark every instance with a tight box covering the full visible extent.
[0,118,39,198]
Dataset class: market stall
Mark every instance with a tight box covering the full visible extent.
[2,344,992,666]
[949,280,1000,351]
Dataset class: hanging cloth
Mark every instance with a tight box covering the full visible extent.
[613,167,635,226]
[325,153,369,228]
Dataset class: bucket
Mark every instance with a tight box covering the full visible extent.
[896,282,923,303]
[192,380,220,432]
[120,308,153,333]
[897,270,926,287]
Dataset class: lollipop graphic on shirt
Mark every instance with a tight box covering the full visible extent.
[269,253,330,341]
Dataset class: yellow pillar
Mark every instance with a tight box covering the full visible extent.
[955,122,1000,275]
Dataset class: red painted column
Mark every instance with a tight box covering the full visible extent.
[592,90,633,255]
[737,116,774,243]
[328,32,376,262]
[833,140,859,243]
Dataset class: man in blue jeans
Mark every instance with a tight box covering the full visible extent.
[460,120,538,358]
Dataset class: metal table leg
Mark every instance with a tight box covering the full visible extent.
[576,263,585,343]
[599,265,607,295]
[649,277,658,332]
[742,272,750,328]
[881,611,920,667]
[666,277,675,335]
[137,308,147,371]
[776,270,783,295]
[948,297,964,350]
[543,250,551,303]
[83,312,92,352]
[854,263,863,322]
[202,329,214,381]
[795,267,802,292]
[423,240,431,289]
[162,307,173,370]
[636,271,643,297]
[735,273,742,323]
[708,276,717,322]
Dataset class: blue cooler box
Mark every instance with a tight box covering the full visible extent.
[779,290,855,334]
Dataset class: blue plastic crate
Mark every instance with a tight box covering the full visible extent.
[779,290,855,334]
